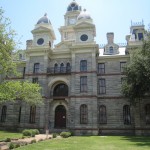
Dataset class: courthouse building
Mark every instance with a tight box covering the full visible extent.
[0,1,150,135]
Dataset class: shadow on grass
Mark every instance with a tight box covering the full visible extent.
[121,136,150,147]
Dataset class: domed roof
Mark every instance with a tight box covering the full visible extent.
[37,13,51,24]
[77,9,91,20]
[67,1,81,12]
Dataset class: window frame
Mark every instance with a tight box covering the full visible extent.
[99,105,107,124]
[98,63,105,74]
[32,77,38,84]
[33,63,40,73]
[120,62,126,73]
[99,79,106,94]
[123,105,131,125]
[80,104,88,124]
[29,105,36,124]
[80,76,87,92]
[80,60,87,72]
[145,104,150,125]
[1,105,7,123]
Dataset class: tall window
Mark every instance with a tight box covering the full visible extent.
[54,63,58,73]
[109,46,113,54]
[80,60,87,72]
[32,77,38,83]
[18,106,21,123]
[145,104,150,125]
[23,67,26,78]
[66,63,71,72]
[99,105,107,124]
[123,105,131,125]
[120,62,126,73]
[60,63,64,73]
[80,76,87,92]
[53,84,68,97]
[33,63,40,73]
[99,79,106,94]
[29,105,36,123]
[98,63,105,74]
[138,33,143,40]
[1,106,7,122]
[80,104,88,124]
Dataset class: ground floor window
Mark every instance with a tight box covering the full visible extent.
[29,105,36,123]
[99,105,107,124]
[145,104,150,124]
[1,106,7,122]
[80,104,88,124]
[123,105,131,125]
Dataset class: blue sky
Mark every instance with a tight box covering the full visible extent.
[1,0,150,49]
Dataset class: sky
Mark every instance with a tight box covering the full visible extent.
[1,0,150,49]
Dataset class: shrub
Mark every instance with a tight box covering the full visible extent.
[15,143,20,148]
[31,139,36,144]
[9,143,15,149]
[52,133,58,138]
[22,129,32,136]
[31,129,39,137]
[60,132,71,138]
[5,138,11,142]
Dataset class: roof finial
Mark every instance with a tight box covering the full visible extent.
[44,13,47,16]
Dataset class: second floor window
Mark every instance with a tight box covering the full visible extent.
[33,63,40,73]
[80,76,87,92]
[98,63,105,74]
[120,62,126,73]
[80,60,87,72]
[99,79,106,94]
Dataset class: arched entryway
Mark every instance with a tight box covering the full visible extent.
[55,105,66,128]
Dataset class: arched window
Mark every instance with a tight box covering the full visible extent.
[53,84,68,97]
[80,60,87,72]
[60,63,64,73]
[109,46,113,54]
[66,63,71,73]
[145,104,150,124]
[1,106,7,122]
[29,105,36,123]
[123,105,131,125]
[18,106,22,123]
[80,104,88,124]
[99,105,107,124]
[54,63,58,73]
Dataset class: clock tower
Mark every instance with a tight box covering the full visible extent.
[59,1,81,41]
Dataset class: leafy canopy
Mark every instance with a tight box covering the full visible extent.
[122,35,150,104]
[0,8,43,104]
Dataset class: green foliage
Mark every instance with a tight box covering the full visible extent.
[60,132,71,138]
[4,137,11,142]
[0,81,43,104]
[22,129,40,137]
[31,139,36,144]
[122,35,150,104]
[9,142,15,149]
[52,133,58,138]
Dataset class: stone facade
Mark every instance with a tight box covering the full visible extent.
[0,1,150,135]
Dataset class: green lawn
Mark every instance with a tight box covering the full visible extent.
[16,136,150,150]
[0,130,22,141]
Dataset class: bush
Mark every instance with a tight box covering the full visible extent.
[5,138,11,142]
[31,139,36,144]
[60,132,71,138]
[22,129,40,137]
[52,133,58,138]
[22,129,32,136]
[9,143,15,149]
[15,144,20,148]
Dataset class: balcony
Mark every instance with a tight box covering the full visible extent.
[47,67,71,75]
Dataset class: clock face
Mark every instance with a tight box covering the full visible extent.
[80,34,88,41]
[37,38,44,45]
[69,18,76,25]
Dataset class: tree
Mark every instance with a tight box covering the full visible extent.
[0,8,43,104]
[122,34,150,104]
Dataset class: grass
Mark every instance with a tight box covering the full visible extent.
[16,136,150,150]
[0,130,22,141]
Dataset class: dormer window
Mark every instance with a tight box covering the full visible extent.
[67,2,81,12]
[109,46,113,54]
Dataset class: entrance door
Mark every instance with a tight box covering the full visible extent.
[55,105,66,128]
